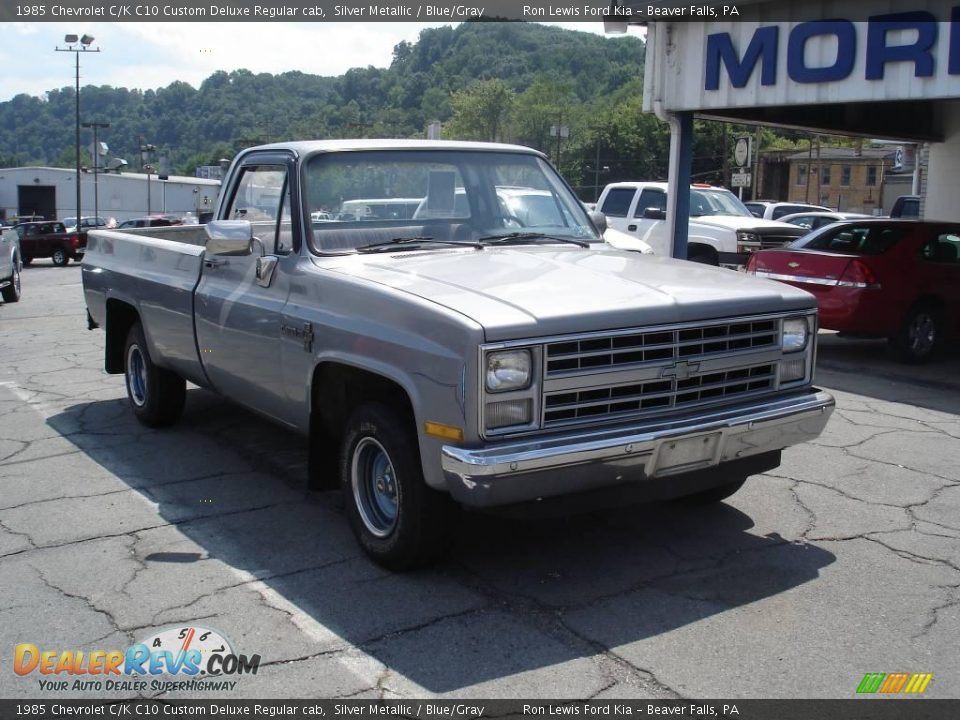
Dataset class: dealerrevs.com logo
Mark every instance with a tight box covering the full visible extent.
[14,625,260,693]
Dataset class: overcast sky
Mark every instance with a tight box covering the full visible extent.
[0,22,623,102]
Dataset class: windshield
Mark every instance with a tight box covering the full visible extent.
[689,189,753,218]
[303,150,599,254]
[63,217,77,227]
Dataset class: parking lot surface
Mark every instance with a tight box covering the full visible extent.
[1,264,958,699]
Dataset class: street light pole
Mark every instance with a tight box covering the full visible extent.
[139,136,156,216]
[55,34,99,224]
[82,121,109,226]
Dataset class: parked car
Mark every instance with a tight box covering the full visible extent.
[63,216,109,233]
[890,195,920,218]
[744,201,832,220]
[14,220,86,266]
[746,219,960,362]
[83,139,834,569]
[778,211,875,232]
[597,182,805,265]
[0,225,21,303]
[117,216,180,229]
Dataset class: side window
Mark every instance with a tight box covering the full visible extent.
[922,233,960,264]
[599,188,637,218]
[788,215,815,229]
[633,189,666,217]
[225,164,288,254]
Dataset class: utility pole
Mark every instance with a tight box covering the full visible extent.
[139,136,156,216]
[55,34,99,225]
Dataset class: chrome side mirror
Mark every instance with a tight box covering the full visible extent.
[588,210,607,233]
[643,207,667,220]
[205,220,253,256]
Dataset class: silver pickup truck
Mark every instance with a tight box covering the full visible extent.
[82,140,834,569]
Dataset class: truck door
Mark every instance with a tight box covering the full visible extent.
[630,188,670,255]
[597,186,636,234]
[194,153,299,426]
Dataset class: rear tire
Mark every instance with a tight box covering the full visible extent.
[51,247,69,266]
[123,322,186,427]
[676,478,747,506]
[341,402,452,570]
[1,260,21,303]
[890,303,942,363]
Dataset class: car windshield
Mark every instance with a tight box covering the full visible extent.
[63,217,77,227]
[689,189,753,218]
[303,150,600,254]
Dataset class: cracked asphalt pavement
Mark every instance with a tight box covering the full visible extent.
[1,264,958,699]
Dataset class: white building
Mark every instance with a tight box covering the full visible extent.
[0,166,221,223]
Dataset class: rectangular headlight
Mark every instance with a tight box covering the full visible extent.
[782,317,809,353]
[486,350,532,392]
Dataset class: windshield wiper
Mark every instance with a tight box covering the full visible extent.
[477,232,590,248]
[356,236,482,253]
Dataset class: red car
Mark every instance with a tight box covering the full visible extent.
[746,219,960,362]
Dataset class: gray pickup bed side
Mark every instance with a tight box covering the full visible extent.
[82,226,209,385]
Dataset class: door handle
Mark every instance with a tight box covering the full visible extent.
[204,257,227,269]
[627,225,637,232]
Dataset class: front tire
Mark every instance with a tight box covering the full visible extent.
[51,247,70,266]
[890,303,942,363]
[341,403,451,570]
[1,260,21,303]
[123,322,186,427]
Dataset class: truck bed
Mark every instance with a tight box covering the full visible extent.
[82,226,211,384]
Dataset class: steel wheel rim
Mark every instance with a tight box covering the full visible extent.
[908,313,936,355]
[351,437,399,538]
[13,265,20,295]
[53,249,65,265]
[126,344,148,407]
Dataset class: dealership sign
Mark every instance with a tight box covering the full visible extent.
[647,1,960,111]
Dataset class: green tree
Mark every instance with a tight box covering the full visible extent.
[446,79,516,142]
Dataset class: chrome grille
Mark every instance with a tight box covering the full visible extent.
[545,319,777,376]
[758,232,803,250]
[543,362,776,427]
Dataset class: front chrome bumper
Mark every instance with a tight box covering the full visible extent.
[441,389,834,507]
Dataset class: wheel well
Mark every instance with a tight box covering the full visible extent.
[686,242,719,262]
[312,363,415,436]
[105,299,139,374]
[308,363,416,491]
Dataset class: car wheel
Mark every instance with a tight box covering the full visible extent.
[51,247,69,266]
[341,402,452,570]
[123,322,186,427]
[675,478,747,506]
[1,261,21,303]
[890,303,942,363]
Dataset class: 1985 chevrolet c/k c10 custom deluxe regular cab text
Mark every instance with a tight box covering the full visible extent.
[82,140,834,569]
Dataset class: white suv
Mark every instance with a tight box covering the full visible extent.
[597,182,806,266]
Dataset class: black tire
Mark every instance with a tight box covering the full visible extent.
[676,478,747,506]
[123,322,186,428]
[51,247,70,266]
[1,260,21,303]
[890,302,943,363]
[341,402,452,570]
[688,252,719,266]
[21,256,32,266]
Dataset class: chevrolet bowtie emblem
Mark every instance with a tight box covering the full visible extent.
[788,261,800,268]
[661,360,700,381]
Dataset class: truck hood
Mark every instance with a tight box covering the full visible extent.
[321,246,815,341]
[692,215,804,233]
